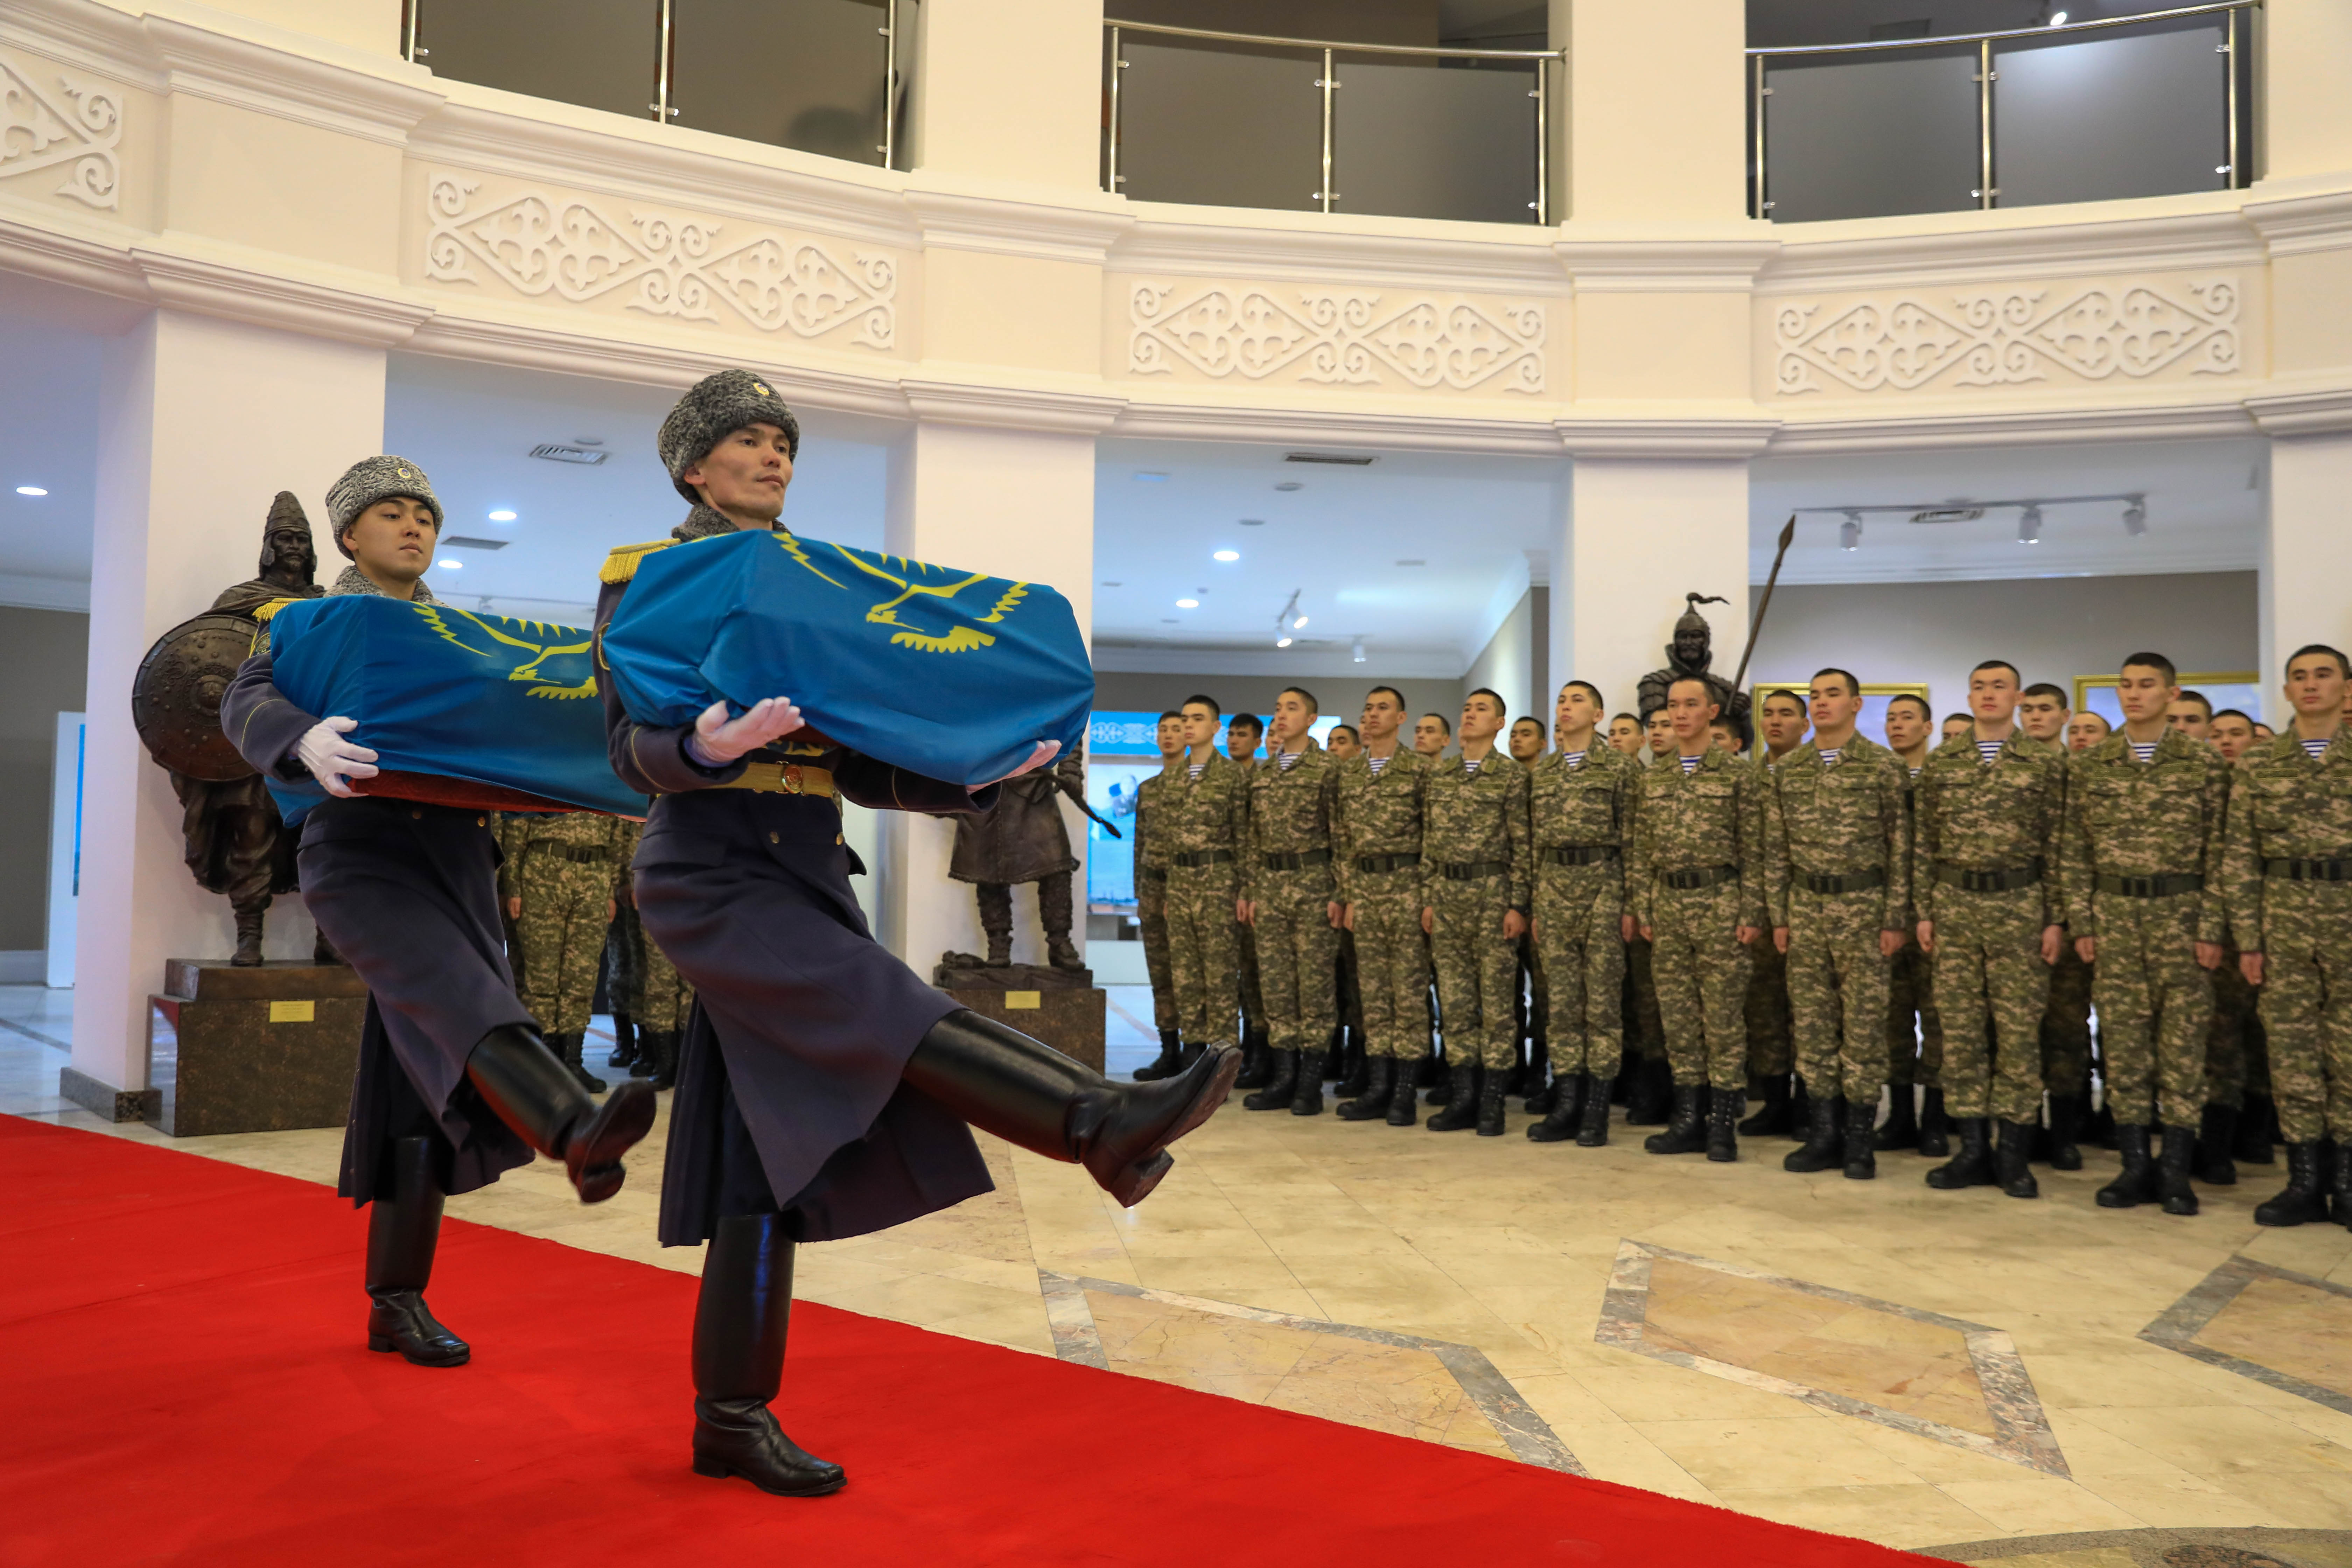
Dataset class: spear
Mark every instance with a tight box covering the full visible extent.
[1731,515,1798,693]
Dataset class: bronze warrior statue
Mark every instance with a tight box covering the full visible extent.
[944,744,1092,971]
[1636,592,1751,746]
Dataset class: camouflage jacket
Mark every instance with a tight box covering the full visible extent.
[1527,740,1638,907]
[2063,726,2230,941]
[1244,738,1339,899]
[1331,745,1432,902]
[1161,750,1248,870]
[1133,758,1179,877]
[1763,733,1911,931]
[1628,745,1766,929]
[1915,725,2065,925]
[1421,749,1533,909]
[2222,729,2352,954]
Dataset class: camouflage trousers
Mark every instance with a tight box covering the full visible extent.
[1649,882,1752,1092]
[1165,864,1241,1052]
[2204,947,2259,1110]
[1348,870,1429,1059]
[1931,884,2049,1125]
[2089,892,2211,1129]
[1785,887,1894,1104]
[1745,931,1794,1080]
[607,896,645,1019]
[633,903,696,1031]
[1138,868,1176,1032]
[2041,943,2094,1096]
[1886,937,1943,1088]
[1427,872,1519,1070]
[1624,936,1666,1063]
[2256,883,2352,1142]
[1534,861,1625,1082]
[1250,869,1340,1052]
[516,853,614,1035]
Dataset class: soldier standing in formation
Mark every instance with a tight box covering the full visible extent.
[1419,690,1533,1135]
[1879,692,1945,1156]
[1324,722,1368,1094]
[2018,684,2093,1171]
[1333,686,1434,1124]
[1160,696,1247,1080]
[504,810,631,1094]
[1508,712,1551,1103]
[1130,712,1185,1080]
[1225,713,1272,1086]
[1239,687,1342,1115]
[1414,713,1451,757]
[2206,708,2275,1178]
[1742,689,1808,1137]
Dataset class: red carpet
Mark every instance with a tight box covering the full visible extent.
[0,1116,1924,1566]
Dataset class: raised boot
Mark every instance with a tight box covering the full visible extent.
[364,1135,468,1367]
[2233,1094,2277,1164]
[1706,1091,1743,1163]
[465,1024,657,1203]
[1996,1119,2040,1199]
[902,1009,1240,1208]
[607,1015,639,1071]
[1644,1085,1709,1155]
[1337,1056,1395,1121]
[2156,1124,2199,1216]
[690,1213,845,1498]
[1782,1092,1844,1174]
[1738,1073,1792,1138]
[2254,1142,2331,1226]
[1917,1087,1951,1158]
[1873,1085,1920,1152]
[1233,1031,1274,1091]
[1290,1045,1328,1115]
[1577,1076,1614,1147]
[1476,1068,1508,1137]
[2044,1094,2083,1171]
[2096,1125,2156,1209]
[1242,1048,1297,1111]
[1387,1060,1425,1126]
[2194,1104,2238,1186]
[1842,1097,1877,1180]
[230,901,266,968]
[1426,1062,1483,1132]
[1925,1117,1995,1190]
[1134,1029,1184,1082]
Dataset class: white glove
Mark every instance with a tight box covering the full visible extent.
[296,717,379,798]
[686,696,804,767]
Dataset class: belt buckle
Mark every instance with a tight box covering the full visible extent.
[782,763,803,794]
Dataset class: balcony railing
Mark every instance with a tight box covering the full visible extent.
[1102,19,1559,226]
[1748,0,2258,223]
[400,0,912,169]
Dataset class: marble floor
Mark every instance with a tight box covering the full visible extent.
[8,984,2352,1559]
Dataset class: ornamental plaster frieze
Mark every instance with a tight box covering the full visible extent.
[0,48,122,211]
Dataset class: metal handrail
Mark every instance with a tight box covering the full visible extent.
[1744,0,2256,56]
[1103,17,1561,61]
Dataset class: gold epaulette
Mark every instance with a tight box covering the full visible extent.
[600,538,679,586]
[250,596,301,625]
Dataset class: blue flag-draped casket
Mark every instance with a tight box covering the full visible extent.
[255,596,649,824]
[600,528,1093,788]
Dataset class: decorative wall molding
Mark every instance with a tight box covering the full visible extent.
[1759,204,2262,291]
[144,15,440,151]
[424,177,897,350]
[1128,282,1545,394]
[1774,278,2241,397]
[0,56,120,209]
[1111,217,1566,293]
[1110,397,1564,455]
[1765,397,2258,454]
[1555,412,1780,459]
[1556,233,1780,293]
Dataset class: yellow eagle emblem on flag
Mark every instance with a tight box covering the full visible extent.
[768,533,1029,656]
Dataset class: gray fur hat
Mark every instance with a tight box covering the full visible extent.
[658,369,800,504]
[325,455,442,557]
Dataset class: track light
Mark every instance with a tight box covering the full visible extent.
[2122,498,2147,536]
[2018,504,2042,544]
[1839,511,1861,551]
[1293,615,1309,629]
[2050,9,2067,23]
[1276,635,1293,649]
[1352,636,1366,663]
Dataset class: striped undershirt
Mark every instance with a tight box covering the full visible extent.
[1975,740,2002,766]
[1678,754,1702,774]
[1277,751,1301,771]
[2129,741,2159,763]
[1367,755,1390,776]
[2303,737,2331,761]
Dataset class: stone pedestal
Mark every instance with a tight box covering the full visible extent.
[147,960,368,1137]
[934,962,1105,1074]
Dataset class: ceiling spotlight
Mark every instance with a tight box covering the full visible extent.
[437,558,463,570]
[1176,597,1199,609]
[2050,9,2067,23]
[2018,504,2043,544]
[1293,615,1309,629]
[1276,635,1293,649]
[1212,549,1239,562]
[1133,471,1168,483]
[1351,636,1366,663]
[14,485,46,497]
[2122,498,2148,536]
[487,509,517,522]
[1839,510,1862,551]
[1100,580,1122,587]
[1274,481,1303,492]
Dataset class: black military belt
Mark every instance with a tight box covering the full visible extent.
[1661,865,1739,891]
[533,842,612,866]
[1354,853,1422,874]
[1802,868,1887,896]
[2092,872,2204,898]
[1442,860,1508,880]
[1540,845,1620,867]
[1261,848,1332,871]
[2265,857,2352,882]
[1932,860,2044,894]
[1170,850,1235,869]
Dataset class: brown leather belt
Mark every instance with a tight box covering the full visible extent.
[712,761,836,797]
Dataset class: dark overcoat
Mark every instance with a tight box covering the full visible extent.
[946,748,1081,885]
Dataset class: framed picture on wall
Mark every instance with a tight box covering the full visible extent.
[1753,683,1931,750]
[2073,673,2261,729]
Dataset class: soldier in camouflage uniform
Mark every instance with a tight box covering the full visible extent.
[635,917,695,1090]
[1765,669,1910,1181]
[1742,690,1808,1136]
[1526,681,1637,1146]
[1418,689,1532,1135]
[1130,713,1185,1080]
[1225,713,1272,1086]
[1915,661,2067,1199]
[1161,696,1248,1074]
[504,810,630,1094]
[2020,683,2092,1170]
[2225,644,2352,1227]
[1630,676,1767,1161]
[604,817,646,1072]
[1333,685,1435,1126]
[2201,706,2267,1180]
[1879,694,1946,1155]
[1240,687,1343,1116]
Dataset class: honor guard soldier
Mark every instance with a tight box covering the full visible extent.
[1742,690,1808,1138]
[1916,661,2066,1198]
[1164,697,1248,1075]
[1239,687,1342,1115]
[1879,693,1946,1156]
[1766,670,1910,1180]
[1131,712,1186,1081]
[1333,686,1435,1124]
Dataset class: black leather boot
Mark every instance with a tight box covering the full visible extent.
[1842,1097,1877,1180]
[1427,1062,1483,1132]
[1996,1120,2039,1199]
[1524,1065,1558,1118]
[1644,1085,1708,1155]
[691,1213,845,1497]
[1738,1073,1791,1137]
[1528,1073,1582,1143]
[466,1025,656,1203]
[364,1135,468,1367]
[1917,1087,1951,1158]
[2044,1094,2083,1171]
[1626,1055,1673,1125]
[1233,1031,1274,1091]
[631,1020,658,1077]
[2194,1104,2238,1186]
[647,1028,682,1091]
[1782,1092,1844,1173]
[1925,1117,1994,1189]
[2096,1124,2156,1208]
[2157,1124,2199,1215]
[1243,1049,1297,1111]
[1874,1085,1919,1152]
[607,1015,638,1070]
[2233,1093,2277,1164]
[1787,1076,1813,1142]
[1336,1030,1368,1096]
[903,1009,1240,1207]
[2332,1140,2352,1228]
[1134,1029,1184,1082]
[1425,1047,1454,1107]
[1706,1091,1742,1162]
[1337,1056,1394,1121]
[1577,1076,1613,1147]
[551,1031,607,1094]
[2254,1142,2332,1226]
[1290,1047,1327,1115]
[1387,1060,1424,1126]
[1476,1068,1508,1137]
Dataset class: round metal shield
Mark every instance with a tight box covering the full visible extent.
[133,612,264,781]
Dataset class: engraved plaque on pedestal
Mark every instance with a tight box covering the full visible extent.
[933,962,1105,1074]
[148,960,368,1137]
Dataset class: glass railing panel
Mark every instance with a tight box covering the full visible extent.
[670,0,896,165]
[414,0,661,121]
[1761,45,1980,222]
[1113,34,1325,212]
[1991,15,2229,207]
[1331,54,1538,225]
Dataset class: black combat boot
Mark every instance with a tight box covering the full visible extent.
[1577,1076,1614,1147]
[2194,1104,2238,1186]
[364,1135,469,1367]
[2096,1124,2156,1208]
[1842,1097,1877,1180]
[1626,1056,1673,1125]
[1134,1029,1184,1082]
[2087,1094,2118,1150]
[1917,1087,1952,1158]
[607,1015,639,1071]
[1528,1073,1582,1143]
[2044,1094,2083,1171]
[690,1213,845,1498]
[1706,1091,1743,1162]
[2156,1125,2199,1215]
[1337,1056,1395,1121]
[1426,1045,1454,1107]
[2233,1093,2277,1164]
[1996,1120,2039,1199]
[1874,1085,1919,1152]
[1644,1085,1709,1155]
[1336,1029,1368,1096]
[1427,1062,1483,1132]
[551,1032,607,1094]
[644,1028,681,1091]
[1387,1059,1424,1126]
[1290,1045,1327,1116]
[2254,1142,2332,1226]
[1783,1093,1844,1173]
[466,1026,657,1203]
[1242,1049,1297,1111]
[1524,1064,1558,1118]
[1925,1117,1995,1190]
[1787,1075,1814,1142]
[1233,1031,1274,1091]
[1476,1068,1508,1137]
[2331,1140,2352,1228]
[1738,1074,1792,1138]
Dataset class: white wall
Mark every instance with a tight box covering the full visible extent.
[1463,589,1536,725]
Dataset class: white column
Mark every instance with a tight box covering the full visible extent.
[877,413,1101,974]
[2258,432,2352,727]
[911,0,1105,192]
[70,311,385,1110]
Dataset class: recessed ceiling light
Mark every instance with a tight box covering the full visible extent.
[1100,580,1123,587]
[1175,598,1199,609]
[1161,618,1178,624]
[1396,559,1426,567]
[1239,518,1266,527]
[487,509,517,522]
[1274,481,1303,492]
[13,486,46,497]
[1212,549,1239,562]
[572,437,604,447]
[1133,471,1169,483]
[437,559,463,570]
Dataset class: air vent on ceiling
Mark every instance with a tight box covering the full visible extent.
[441,536,509,551]
[1908,507,1986,525]
[530,443,608,465]
[1283,453,1376,466]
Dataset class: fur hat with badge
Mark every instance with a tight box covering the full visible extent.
[657,369,800,505]
[324,455,443,558]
